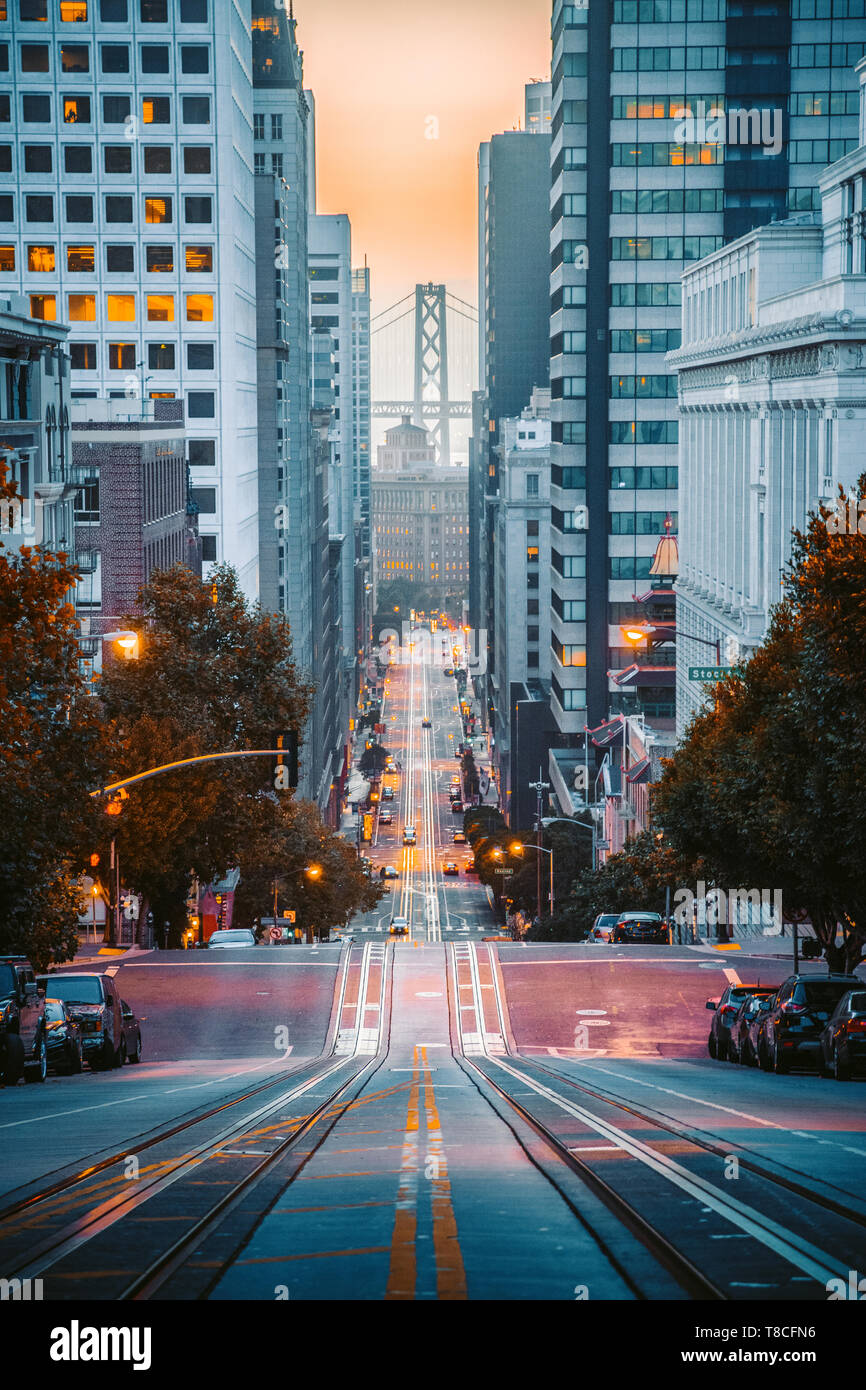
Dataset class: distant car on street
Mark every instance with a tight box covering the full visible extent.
[760,974,865,1074]
[610,912,666,944]
[379,809,393,825]
[442,861,459,875]
[464,861,478,874]
[120,1000,142,1064]
[452,831,467,844]
[819,989,866,1080]
[588,913,620,943]
[450,800,463,814]
[43,998,83,1075]
[207,929,257,950]
[403,826,416,846]
[707,983,775,1061]
[381,786,395,800]
[422,717,432,728]
[390,917,409,936]
[381,865,399,879]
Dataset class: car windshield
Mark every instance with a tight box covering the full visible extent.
[598,916,619,926]
[39,976,103,1004]
[44,999,66,1021]
[210,931,252,943]
[848,993,866,1013]
[0,964,17,997]
[795,981,861,1010]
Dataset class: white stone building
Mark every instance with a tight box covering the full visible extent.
[670,57,866,737]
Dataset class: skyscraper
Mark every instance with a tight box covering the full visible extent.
[547,0,863,746]
[0,0,261,598]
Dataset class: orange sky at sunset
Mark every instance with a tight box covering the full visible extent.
[294,0,552,319]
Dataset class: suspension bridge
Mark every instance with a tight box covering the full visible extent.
[371,283,478,466]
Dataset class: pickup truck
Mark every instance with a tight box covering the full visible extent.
[36,971,125,1070]
[0,956,47,1085]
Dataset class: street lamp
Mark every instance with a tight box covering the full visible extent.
[508,841,554,917]
[103,629,141,660]
[622,623,720,665]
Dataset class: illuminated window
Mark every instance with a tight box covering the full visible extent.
[68,293,95,320]
[67,244,94,273]
[0,246,15,272]
[147,293,174,322]
[108,341,135,369]
[64,96,91,123]
[185,244,213,272]
[185,293,213,322]
[70,341,96,370]
[61,46,90,73]
[60,1,88,16]
[106,292,135,321]
[142,97,170,124]
[27,244,55,272]
[145,196,172,224]
[30,294,57,321]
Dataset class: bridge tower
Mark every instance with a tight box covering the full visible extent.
[413,283,450,466]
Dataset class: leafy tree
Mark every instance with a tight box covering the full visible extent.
[653,481,866,970]
[233,799,383,939]
[96,563,314,937]
[359,742,388,777]
[0,463,106,967]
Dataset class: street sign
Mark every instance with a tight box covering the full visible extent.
[282,909,296,922]
[689,666,732,681]
[494,867,513,876]
[269,925,283,942]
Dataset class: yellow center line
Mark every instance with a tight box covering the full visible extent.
[420,1045,467,1301]
[384,1044,420,1300]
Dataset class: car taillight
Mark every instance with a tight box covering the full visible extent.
[720,1005,737,1017]
[782,1002,805,1013]
[846,1018,866,1034]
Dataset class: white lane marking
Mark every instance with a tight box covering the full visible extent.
[569,1145,623,1153]
[723,967,742,986]
[568,1064,866,1158]
[0,1094,149,1130]
[164,1054,294,1092]
[486,1055,849,1284]
[575,1009,607,1016]
[116,960,339,968]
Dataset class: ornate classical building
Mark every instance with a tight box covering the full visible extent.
[669,57,866,736]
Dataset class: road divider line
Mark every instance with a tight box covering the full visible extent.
[421,1044,467,1300]
[385,1044,420,1300]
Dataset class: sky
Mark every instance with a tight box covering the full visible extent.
[295,0,552,320]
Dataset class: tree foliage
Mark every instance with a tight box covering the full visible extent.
[0,463,106,967]
[653,481,866,970]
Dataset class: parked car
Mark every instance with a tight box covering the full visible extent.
[1,957,47,1085]
[760,974,865,1073]
[43,998,83,1075]
[403,826,416,846]
[611,912,667,944]
[442,861,459,875]
[382,786,395,801]
[36,970,124,1071]
[390,917,409,936]
[207,929,257,950]
[727,990,777,1065]
[452,831,467,844]
[120,1000,142,1064]
[451,801,463,815]
[707,983,774,1061]
[588,914,620,943]
[379,809,393,825]
[819,988,866,1080]
[464,861,478,874]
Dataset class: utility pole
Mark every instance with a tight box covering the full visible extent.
[528,769,550,925]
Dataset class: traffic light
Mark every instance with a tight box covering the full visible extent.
[272,730,298,791]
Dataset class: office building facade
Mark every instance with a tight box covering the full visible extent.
[547,0,863,744]
[0,0,261,597]
[671,56,866,735]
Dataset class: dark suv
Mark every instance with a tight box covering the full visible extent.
[760,974,864,1074]
[36,971,125,1070]
[0,957,47,1086]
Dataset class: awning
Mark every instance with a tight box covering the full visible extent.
[612,665,675,688]
[626,756,652,784]
[584,716,625,748]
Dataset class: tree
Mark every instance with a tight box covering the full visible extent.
[0,463,107,967]
[232,799,383,938]
[653,480,866,970]
[359,742,388,778]
[96,563,314,934]
[530,831,699,942]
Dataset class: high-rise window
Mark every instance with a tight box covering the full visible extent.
[64,144,92,173]
[185,245,212,272]
[101,45,129,73]
[108,342,136,369]
[104,145,132,174]
[22,95,51,123]
[65,194,92,221]
[70,342,97,370]
[19,1,49,18]
[181,45,209,73]
[144,145,172,174]
[185,293,213,322]
[142,97,170,124]
[182,96,210,124]
[0,246,15,272]
[106,293,135,321]
[147,293,174,322]
[100,0,128,18]
[146,244,173,272]
[183,146,210,174]
[25,195,54,221]
[21,44,50,72]
[253,114,265,141]
[64,95,91,123]
[24,145,52,172]
[148,342,175,369]
[67,245,94,272]
[105,243,133,272]
[140,0,167,20]
[145,196,172,223]
[103,95,131,123]
[184,197,212,224]
[30,295,57,321]
[68,294,96,321]
[105,195,133,222]
[61,46,90,73]
[187,342,213,370]
[141,45,169,73]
